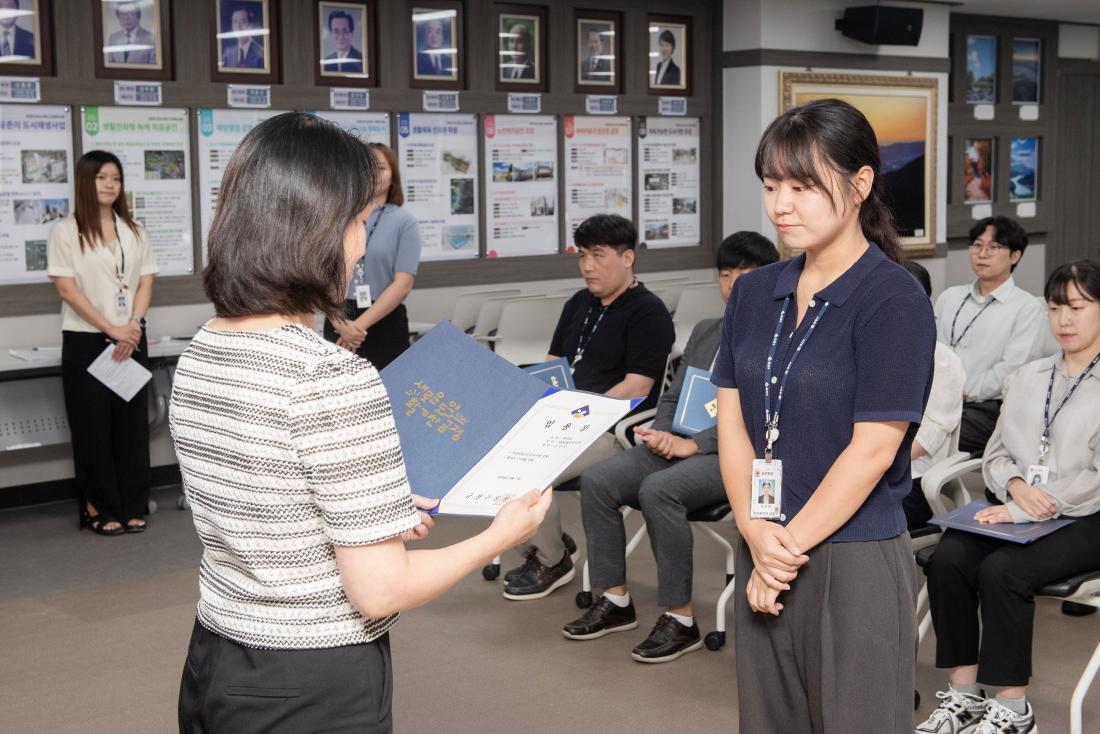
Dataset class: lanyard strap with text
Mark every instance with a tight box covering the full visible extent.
[354,205,387,281]
[1039,353,1100,463]
[113,213,127,291]
[949,295,992,348]
[763,295,830,460]
[573,302,608,365]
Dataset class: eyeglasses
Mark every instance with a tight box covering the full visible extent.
[969,241,1010,254]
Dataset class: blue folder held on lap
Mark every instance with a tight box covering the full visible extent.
[523,357,575,390]
[672,366,718,436]
[929,499,1075,544]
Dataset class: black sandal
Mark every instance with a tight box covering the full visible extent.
[81,510,124,536]
[124,519,147,534]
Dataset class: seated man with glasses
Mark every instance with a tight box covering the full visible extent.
[933,216,1043,456]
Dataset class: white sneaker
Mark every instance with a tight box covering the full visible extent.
[915,689,989,734]
[972,699,1037,734]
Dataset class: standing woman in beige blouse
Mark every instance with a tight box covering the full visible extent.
[47,151,158,535]
[919,260,1100,734]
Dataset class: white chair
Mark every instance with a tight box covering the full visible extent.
[447,289,522,333]
[671,284,725,358]
[911,462,1100,734]
[471,294,544,341]
[652,280,713,315]
[489,296,569,367]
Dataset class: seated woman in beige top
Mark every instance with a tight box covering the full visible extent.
[919,260,1100,734]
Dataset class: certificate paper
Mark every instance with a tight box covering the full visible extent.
[440,390,633,516]
[87,345,152,402]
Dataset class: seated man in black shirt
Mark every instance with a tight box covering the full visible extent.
[503,214,675,600]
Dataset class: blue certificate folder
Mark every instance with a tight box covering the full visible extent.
[523,357,575,390]
[929,500,1075,544]
[672,366,718,436]
[380,321,549,505]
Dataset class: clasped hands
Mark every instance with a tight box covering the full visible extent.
[975,477,1057,525]
[742,520,808,617]
[633,427,699,460]
[106,320,143,361]
[334,318,368,352]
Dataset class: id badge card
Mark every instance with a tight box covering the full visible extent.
[355,284,372,309]
[750,459,782,519]
[1025,464,1051,487]
[115,290,129,314]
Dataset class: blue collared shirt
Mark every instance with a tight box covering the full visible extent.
[711,244,936,542]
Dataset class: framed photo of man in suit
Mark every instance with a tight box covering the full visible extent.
[93,0,173,80]
[410,1,463,89]
[574,9,620,95]
[212,0,280,84]
[647,15,690,96]
[496,4,545,93]
[0,0,53,76]
[314,0,376,86]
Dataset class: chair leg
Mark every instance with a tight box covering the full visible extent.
[704,575,737,652]
[918,607,933,647]
[1071,638,1100,734]
[696,523,735,582]
[916,582,928,619]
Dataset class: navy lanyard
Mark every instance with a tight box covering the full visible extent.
[763,295,829,460]
[573,301,608,365]
[949,295,992,348]
[353,206,387,284]
[112,213,127,291]
[1039,353,1100,462]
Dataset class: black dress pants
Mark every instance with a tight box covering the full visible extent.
[958,399,1002,457]
[61,329,150,524]
[927,513,1100,686]
[324,302,410,369]
[179,620,393,734]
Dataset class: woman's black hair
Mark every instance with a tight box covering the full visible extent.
[754,97,903,263]
[1045,260,1100,306]
[203,112,376,319]
[901,259,932,298]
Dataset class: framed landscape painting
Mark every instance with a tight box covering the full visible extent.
[780,72,939,256]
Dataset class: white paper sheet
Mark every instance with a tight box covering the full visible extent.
[86,344,152,402]
[439,390,634,516]
[8,347,61,362]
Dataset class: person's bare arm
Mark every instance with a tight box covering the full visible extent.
[604,372,655,400]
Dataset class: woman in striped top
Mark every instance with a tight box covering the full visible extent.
[171,112,550,733]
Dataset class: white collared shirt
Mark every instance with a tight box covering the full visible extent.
[913,342,966,477]
[933,276,1044,401]
[983,353,1100,522]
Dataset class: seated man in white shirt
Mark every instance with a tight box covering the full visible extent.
[901,260,966,529]
[933,216,1042,456]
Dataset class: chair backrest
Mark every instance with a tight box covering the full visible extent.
[493,296,569,366]
[673,284,725,325]
[451,289,522,332]
[472,295,543,339]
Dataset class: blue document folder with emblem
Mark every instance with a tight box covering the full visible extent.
[672,366,718,436]
[380,321,636,516]
[523,357,575,390]
[929,500,1075,544]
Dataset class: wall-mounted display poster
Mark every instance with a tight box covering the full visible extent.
[0,104,72,284]
[196,108,283,263]
[81,106,194,275]
[0,0,53,76]
[562,114,631,252]
[483,113,557,257]
[212,0,280,84]
[1009,136,1037,202]
[314,0,377,86]
[310,110,389,144]
[964,137,994,203]
[410,1,464,90]
[93,0,173,80]
[647,14,690,96]
[966,34,996,104]
[781,71,939,256]
[637,116,699,249]
[1012,38,1040,104]
[397,112,478,261]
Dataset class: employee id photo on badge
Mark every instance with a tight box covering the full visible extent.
[750,459,781,519]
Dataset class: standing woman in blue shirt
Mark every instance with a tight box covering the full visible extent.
[325,143,423,368]
[712,98,936,732]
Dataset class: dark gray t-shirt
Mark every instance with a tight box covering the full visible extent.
[347,204,423,300]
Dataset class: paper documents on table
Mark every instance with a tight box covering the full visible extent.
[929,499,1075,544]
[380,321,639,516]
[86,344,152,402]
[8,347,61,362]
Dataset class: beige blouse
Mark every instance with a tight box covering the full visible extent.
[984,353,1100,522]
[46,215,158,333]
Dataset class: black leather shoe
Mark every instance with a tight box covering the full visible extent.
[502,550,575,600]
[631,614,703,663]
[503,533,578,583]
[562,595,637,640]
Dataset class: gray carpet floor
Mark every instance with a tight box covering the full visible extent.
[1,486,1098,733]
